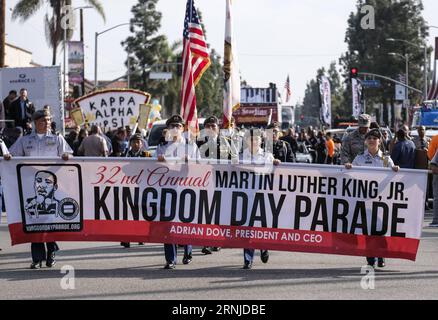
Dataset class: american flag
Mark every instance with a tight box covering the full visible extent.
[284,75,291,103]
[180,0,211,133]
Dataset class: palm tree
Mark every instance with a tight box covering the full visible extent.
[12,0,105,65]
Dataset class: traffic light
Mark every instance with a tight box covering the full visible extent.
[350,67,359,79]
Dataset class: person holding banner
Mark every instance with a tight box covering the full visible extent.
[197,116,232,255]
[157,115,199,269]
[429,150,438,227]
[345,129,399,268]
[240,129,280,269]
[157,115,200,162]
[266,122,295,163]
[0,137,10,251]
[4,109,73,269]
[120,133,151,249]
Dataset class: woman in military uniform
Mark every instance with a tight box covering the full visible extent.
[345,129,399,268]
[240,129,280,269]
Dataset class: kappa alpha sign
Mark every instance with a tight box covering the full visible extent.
[74,89,151,130]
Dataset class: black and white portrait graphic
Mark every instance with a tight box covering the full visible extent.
[18,164,83,233]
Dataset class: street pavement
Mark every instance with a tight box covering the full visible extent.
[1,212,438,300]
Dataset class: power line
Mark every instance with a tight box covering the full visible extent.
[240,53,343,57]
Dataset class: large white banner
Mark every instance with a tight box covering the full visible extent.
[1,159,427,261]
[0,66,62,129]
[319,76,331,127]
[74,89,150,130]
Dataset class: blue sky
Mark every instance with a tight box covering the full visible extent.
[5,0,438,104]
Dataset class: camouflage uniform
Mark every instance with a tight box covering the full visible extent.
[340,114,371,164]
[341,130,367,164]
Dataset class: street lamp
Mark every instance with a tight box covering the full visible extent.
[386,38,428,100]
[388,52,410,121]
[388,52,409,100]
[94,23,137,89]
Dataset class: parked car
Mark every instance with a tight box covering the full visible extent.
[295,142,313,163]
[147,120,167,156]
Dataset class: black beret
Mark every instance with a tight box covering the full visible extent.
[204,116,219,126]
[129,133,143,142]
[166,115,184,127]
[365,129,382,139]
[32,109,52,121]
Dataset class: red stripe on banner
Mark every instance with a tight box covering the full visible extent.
[8,221,420,261]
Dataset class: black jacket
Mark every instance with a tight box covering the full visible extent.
[9,98,35,128]
[197,135,232,160]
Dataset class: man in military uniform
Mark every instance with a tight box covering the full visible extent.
[0,137,9,251]
[341,114,371,164]
[120,133,150,248]
[157,115,198,269]
[222,117,242,159]
[197,116,231,255]
[266,122,295,163]
[4,109,73,269]
[157,115,199,161]
[198,116,235,162]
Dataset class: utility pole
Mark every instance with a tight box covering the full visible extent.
[0,0,6,67]
[80,8,85,95]
[127,53,130,88]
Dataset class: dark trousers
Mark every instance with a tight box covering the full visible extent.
[31,242,59,263]
[164,244,192,264]
[367,257,384,265]
[244,249,268,263]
